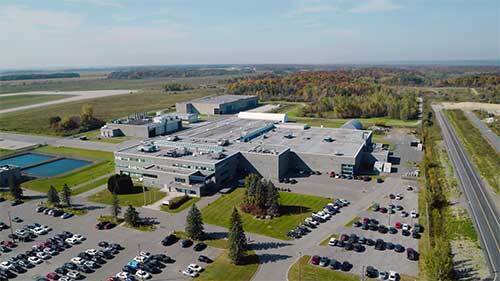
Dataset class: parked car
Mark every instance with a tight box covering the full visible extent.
[310,255,320,265]
[180,239,193,248]
[388,270,400,281]
[328,237,338,246]
[198,255,213,263]
[365,266,378,278]
[407,248,419,261]
[319,256,329,267]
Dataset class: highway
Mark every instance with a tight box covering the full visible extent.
[434,105,500,281]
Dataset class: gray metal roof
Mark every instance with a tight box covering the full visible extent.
[193,95,257,105]
[341,119,363,130]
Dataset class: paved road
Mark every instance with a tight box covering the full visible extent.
[434,105,500,281]
[0,90,134,114]
[0,132,136,152]
[463,110,500,153]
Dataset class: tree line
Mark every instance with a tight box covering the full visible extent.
[0,72,80,81]
[48,104,105,134]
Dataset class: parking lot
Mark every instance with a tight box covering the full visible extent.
[0,199,221,280]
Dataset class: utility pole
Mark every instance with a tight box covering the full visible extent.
[7,211,15,243]
[361,265,365,281]
[298,250,301,281]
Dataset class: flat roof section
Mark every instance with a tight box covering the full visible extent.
[192,94,256,105]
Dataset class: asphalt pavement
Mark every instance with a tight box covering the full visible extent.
[434,105,500,281]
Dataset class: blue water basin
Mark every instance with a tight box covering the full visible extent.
[23,158,91,177]
[0,153,55,168]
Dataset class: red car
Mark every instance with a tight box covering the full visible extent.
[395,222,402,229]
[329,171,336,178]
[310,255,320,265]
[46,272,60,280]
[362,217,370,224]
[340,234,349,241]
[0,240,16,248]
[380,207,388,213]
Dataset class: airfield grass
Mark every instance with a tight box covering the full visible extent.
[0,89,218,136]
[88,187,166,207]
[0,94,73,110]
[446,110,500,194]
[21,146,114,194]
[202,188,331,240]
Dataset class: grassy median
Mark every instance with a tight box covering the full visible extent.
[202,188,331,240]
[198,251,259,281]
[88,186,166,207]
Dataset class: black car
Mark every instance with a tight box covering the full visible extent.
[10,265,26,274]
[361,223,369,230]
[348,234,358,243]
[341,261,352,272]
[394,244,405,253]
[194,242,207,251]
[402,229,410,236]
[77,265,93,273]
[369,224,378,231]
[329,259,341,270]
[151,254,174,264]
[12,217,23,223]
[407,248,419,261]
[358,237,366,244]
[412,231,421,239]
[344,242,354,251]
[365,266,378,278]
[109,243,123,250]
[63,262,78,270]
[180,239,193,248]
[55,267,68,275]
[378,225,388,234]
[0,269,16,279]
[78,252,92,260]
[98,250,114,259]
[0,246,10,253]
[98,241,109,248]
[353,221,362,227]
[336,240,345,248]
[353,243,364,252]
[414,223,424,233]
[375,239,385,250]
[388,227,398,234]
[122,265,137,274]
[138,263,161,274]
[198,255,213,263]
[385,242,395,250]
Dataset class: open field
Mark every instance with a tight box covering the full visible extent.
[0,94,73,110]
[198,251,259,281]
[21,146,114,193]
[446,109,500,194]
[0,89,217,136]
[87,187,166,207]
[202,188,331,240]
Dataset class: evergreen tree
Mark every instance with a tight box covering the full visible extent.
[47,185,60,206]
[254,179,266,211]
[185,204,204,240]
[264,180,280,216]
[61,184,72,207]
[110,192,121,220]
[8,175,23,200]
[124,205,140,227]
[228,207,247,264]
[243,173,261,205]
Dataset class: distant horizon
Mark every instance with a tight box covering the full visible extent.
[1,59,499,73]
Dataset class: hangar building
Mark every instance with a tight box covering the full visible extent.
[176,95,258,115]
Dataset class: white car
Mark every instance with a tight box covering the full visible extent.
[139,251,151,257]
[133,255,147,263]
[188,263,203,272]
[15,229,27,236]
[182,268,199,278]
[67,271,80,279]
[72,234,85,242]
[116,271,130,279]
[395,194,403,200]
[0,261,13,270]
[378,271,389,280]
[339,199,350,206]
[28,256,43,264]
[135,269,151,280]
[37,251,50,259]
[43,247,57,255]
[323,208,335,215]
[305,217,319,226]
[71,257,84,265]
[388,270,399,281]
[410,210,418,218]
[84,260,97,268]
[59,277,71,281]
[316,211,330,220]
[65,237,79,245]
[327,203,339,210]
[33,227,47,235]
[328,237,338,246]
[402,223,410,231]
[41,225,52,231]
[400,211,408,217]
[85,249,98,256]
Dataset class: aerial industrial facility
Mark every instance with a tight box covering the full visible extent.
[113,95,388,196]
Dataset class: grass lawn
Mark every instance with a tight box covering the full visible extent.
[160,196,201,213]
[73,129,131,144]
[87,187,166,207]
[0,89,217,136]
[288,256,359,281]
[344,216,361,227]
[72,177,109,195]
[0,94,73,110]
[202,188,331,240]
[21,146,115,193]
[446,110,500,194]
[198,251,259,281]
[319,233,338,246]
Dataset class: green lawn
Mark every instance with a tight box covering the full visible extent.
[202,188,331,240]
[344,216,361,227]
[173,231,228,249]
[0,94,73,110]
[72,177,109,195]
[21,146,114,193]
[288,256,359,281]
[446,110,500,194]
[198,251,259,281]
[87,187,166,207]
[160,196,201,213]
[0,89,217,136]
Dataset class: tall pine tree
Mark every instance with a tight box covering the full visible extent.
[61,184,72,207]
[228,207,247,264]
[110,192,121,221]
[8,175,23,200]
[264,180,280,216]
[47,185,60,206]
[185,204,204,240]
[124,205,140,227]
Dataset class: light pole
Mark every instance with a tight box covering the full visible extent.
[7,211,15,243]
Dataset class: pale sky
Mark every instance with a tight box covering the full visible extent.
[1,0,499,69]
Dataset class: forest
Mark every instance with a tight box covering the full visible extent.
[0,72,80,81]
